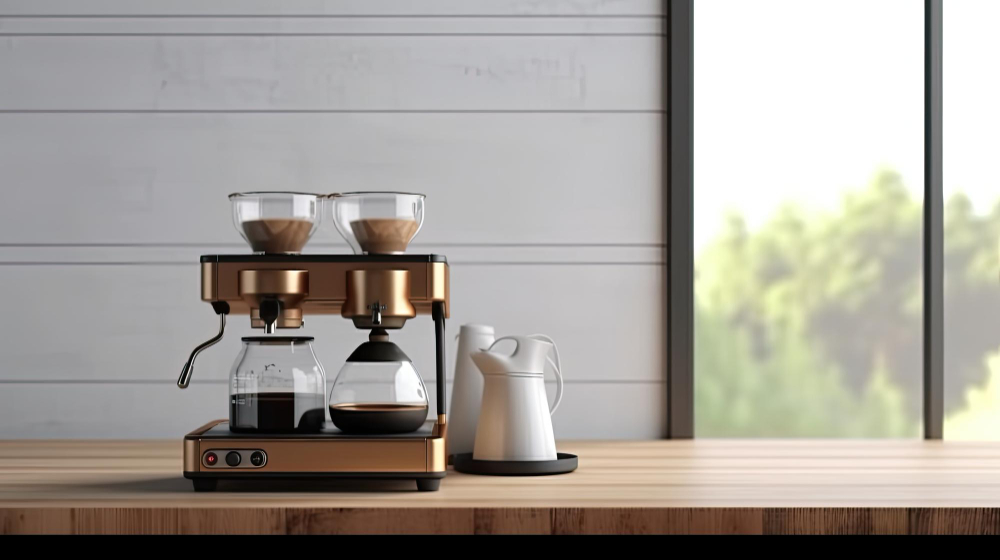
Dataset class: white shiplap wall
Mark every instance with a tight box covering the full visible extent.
[0,0,666,439]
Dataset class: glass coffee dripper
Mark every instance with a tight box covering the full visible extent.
[328,329,429,434]
[230,192,322,254]
[327,192,425,254]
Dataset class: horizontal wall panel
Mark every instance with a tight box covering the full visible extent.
[0,36,659,110]
[0,0,663,17]
[0,17,663,35]
[0,381,664,439]
[0,0,667,441]
[0,263,664,383]
[0,113,662,245]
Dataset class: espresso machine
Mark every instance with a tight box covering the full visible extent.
[178,192,449,492]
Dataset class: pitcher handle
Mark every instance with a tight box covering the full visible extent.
[529,334,563,415]
[486,335,564,415]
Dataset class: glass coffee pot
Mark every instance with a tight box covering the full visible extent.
[328,329,429,434]
[230,337,327,433]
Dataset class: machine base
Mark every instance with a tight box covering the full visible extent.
[184,471,445,492]
[184,420,447,492]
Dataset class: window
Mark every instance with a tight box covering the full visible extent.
[943,0,1000,439]
[687,1,933,436]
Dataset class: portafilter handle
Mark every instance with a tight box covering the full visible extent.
[177,301,230,389]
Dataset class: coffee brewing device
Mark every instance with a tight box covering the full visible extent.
[179,192,449,492]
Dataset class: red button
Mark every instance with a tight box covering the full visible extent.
[204,452,218,466]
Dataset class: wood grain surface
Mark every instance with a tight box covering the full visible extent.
[2,440,1000,534]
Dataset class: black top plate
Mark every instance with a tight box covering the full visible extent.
[201,254,447,263]
[189,421,436,440]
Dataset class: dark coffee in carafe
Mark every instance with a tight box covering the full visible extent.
[230,392,325,433]
[329,402,428,434]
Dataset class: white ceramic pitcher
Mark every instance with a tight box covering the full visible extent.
[471,335,563,462]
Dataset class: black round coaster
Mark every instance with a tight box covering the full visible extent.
[452,452,578,476]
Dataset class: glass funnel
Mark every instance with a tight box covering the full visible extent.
[327,192,425,254]
[230,191,322,254]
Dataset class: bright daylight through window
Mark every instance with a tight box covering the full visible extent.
[942,0,1000,439]
[694,0,927,436]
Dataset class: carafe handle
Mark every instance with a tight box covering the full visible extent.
[486,334,563,415]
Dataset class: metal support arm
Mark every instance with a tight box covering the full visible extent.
[433,301,447,417]
[177,302,230,389]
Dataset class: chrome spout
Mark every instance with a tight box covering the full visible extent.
[368,301,386,326]
[178,303,229,389]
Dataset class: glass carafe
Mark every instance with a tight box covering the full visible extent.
[229,337,327,433]
[328,329,429,434]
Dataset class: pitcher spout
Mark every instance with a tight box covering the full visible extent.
[470,350,508,376]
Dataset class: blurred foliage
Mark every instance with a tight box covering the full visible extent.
[695,170,1000,437]
[946,347,1000,439]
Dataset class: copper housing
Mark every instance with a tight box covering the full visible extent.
[238,269,309,329]
[184,419,447,476]
[342,269,416,329]
[202,258,449,322]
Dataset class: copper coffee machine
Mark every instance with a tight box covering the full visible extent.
[178,192,449,492]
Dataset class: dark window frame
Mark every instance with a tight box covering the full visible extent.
[665,0,945,439]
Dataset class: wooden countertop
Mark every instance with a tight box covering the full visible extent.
[3,440,1000,534]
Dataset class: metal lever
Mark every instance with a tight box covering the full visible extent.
[368,301,387,326]
[178,302,229,389]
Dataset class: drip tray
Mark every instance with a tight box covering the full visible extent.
[196,421,435,439]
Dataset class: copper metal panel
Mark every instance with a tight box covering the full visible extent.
[429,262,450,317]
[183,419,226,473]
[201,262,217,301]
[238,269,308,297]
[250,307,303,329]
[204,259,449,319]
[426,436,447,473]
[184,438,200,473]
[432,416,448,466]
[342,269,417,327]
[238,269,309,329]
[183,421,447,474]
[196,438,428,473]
[215,262,428,303]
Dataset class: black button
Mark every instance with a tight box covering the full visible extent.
[250,451,265,466]
[225,451,241,467]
